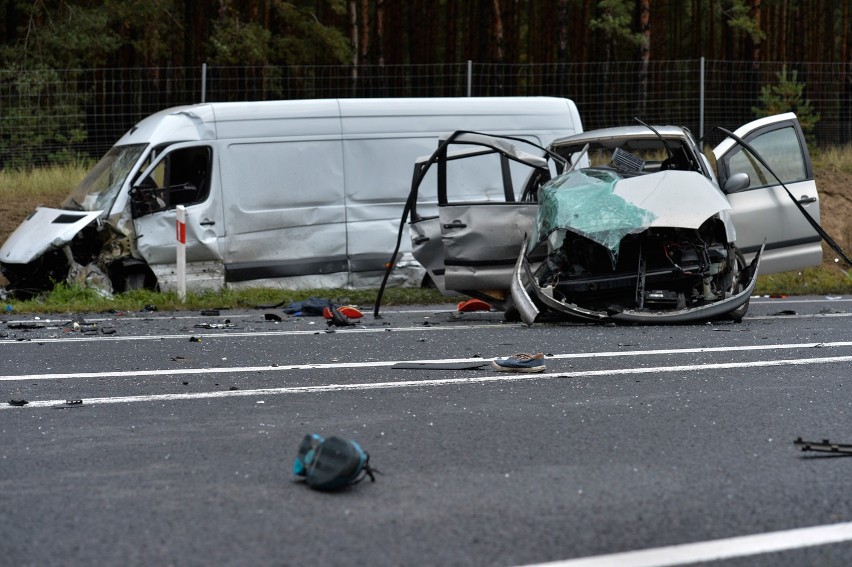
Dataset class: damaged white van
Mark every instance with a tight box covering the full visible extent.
[0,97,582,297]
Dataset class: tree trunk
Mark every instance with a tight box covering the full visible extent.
[638,0,651,117]
[349,0,358,94]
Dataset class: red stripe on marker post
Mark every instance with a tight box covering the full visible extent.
[176,205,187,301]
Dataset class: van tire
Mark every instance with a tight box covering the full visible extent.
[115,265,157,293]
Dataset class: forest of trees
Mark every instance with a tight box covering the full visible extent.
[2,0,851,70]
[2,1,852,166]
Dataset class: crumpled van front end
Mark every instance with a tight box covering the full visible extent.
[0,142,149,297]
[0,105,215,298]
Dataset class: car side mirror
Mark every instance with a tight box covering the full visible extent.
[723,172,750,194]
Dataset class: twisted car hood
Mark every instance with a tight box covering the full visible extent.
[0,207,102,264]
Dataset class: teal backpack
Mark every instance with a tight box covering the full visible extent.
[293,434,377,490]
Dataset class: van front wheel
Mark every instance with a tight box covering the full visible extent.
[113,264,157,293]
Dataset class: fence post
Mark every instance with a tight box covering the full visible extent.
[201,63,207,103]
[699,57,705,143]
[176,205,187,302]
[467,60,472,97]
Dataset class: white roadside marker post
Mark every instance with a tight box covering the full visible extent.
[176,205,187,302]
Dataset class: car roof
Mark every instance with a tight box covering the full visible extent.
[550,125,692,149]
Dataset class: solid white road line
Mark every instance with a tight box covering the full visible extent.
[4,353,852,409]
[0,323,513,344]
[516,520,852,567]
[2,341,851,382]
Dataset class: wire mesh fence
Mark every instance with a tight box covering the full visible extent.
[0,59,848,168]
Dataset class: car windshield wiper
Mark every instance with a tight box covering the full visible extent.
[633,116,676,162]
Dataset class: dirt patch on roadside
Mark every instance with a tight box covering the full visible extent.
[815,169,852,265]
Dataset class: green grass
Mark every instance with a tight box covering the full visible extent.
[3,270,850,315]
[0,162,89,199]
[754,265,852,296]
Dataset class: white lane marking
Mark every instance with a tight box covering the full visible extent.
[0,323,514,345]
[2,341,851,382]
[1,307,453,326]
[4,353,852,409]
[515,521,852,567]
[751,297,851,304]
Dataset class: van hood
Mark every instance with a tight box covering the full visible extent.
[0,207,102,264]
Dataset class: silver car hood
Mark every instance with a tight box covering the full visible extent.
[0,207,102,264]
[612,170,732,228]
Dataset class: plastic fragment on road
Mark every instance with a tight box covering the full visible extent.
[322,305,363,319]
[794,437,852,454]
[294,433,377,491]
[189,336,202,342]
[53,399,83,409]
[392,361,489,370]
[457,298,491,312]
[8,399,28,406]
[264,313,282,322]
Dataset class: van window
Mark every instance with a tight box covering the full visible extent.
[63,143,147,212]
[131,146,212,217]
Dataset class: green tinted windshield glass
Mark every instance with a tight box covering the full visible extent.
[532,169,657,262]
[62,144,147,212]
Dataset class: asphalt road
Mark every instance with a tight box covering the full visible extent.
[2,296,852,567]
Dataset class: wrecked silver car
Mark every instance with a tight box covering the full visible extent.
[402,114,822,324]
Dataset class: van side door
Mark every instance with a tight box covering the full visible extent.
[713,113,821,274]
[130,142,225,289]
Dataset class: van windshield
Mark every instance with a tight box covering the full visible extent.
[62,144,147,212]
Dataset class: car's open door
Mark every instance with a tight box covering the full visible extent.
[408,133,557,302]
[713,113,822,274]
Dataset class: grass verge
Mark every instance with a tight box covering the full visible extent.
[3,285,451,315]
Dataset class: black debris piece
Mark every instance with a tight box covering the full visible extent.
[143,304,158,312]
[326,306,354,328]
[229,386,239,391]
[100,327,117,335]
[770,310,798,316]
[264,313,283,322]
[392,362,490,370]
[189,336,202,342]
[7,322,45,329]
[794,437,852,454]
[201,310,220,316]
[8,399,28,406]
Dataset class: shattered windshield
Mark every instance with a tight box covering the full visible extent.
[531,169,657,263]
[62,144,147,212]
